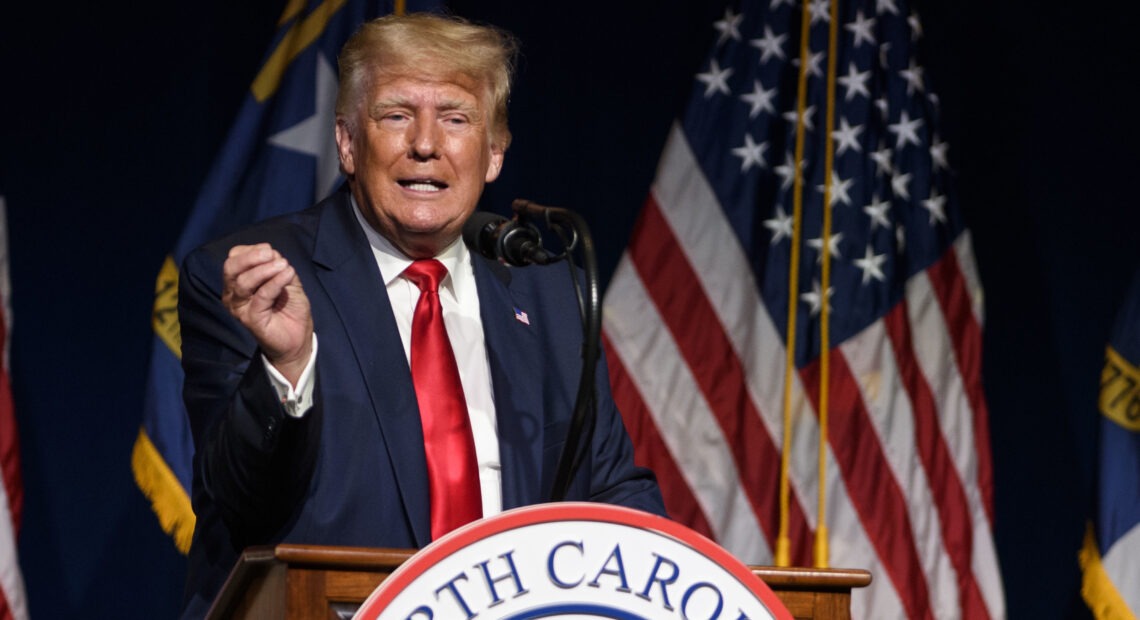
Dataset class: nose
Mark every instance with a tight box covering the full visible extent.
[408,114,441,161]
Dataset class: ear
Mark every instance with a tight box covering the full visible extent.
[335,117,356,176]
[485,144,504,183]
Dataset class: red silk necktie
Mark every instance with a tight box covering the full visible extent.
[403,259,482,539]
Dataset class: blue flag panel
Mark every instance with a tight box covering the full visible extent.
[133,0,441,553]
[1082,269,1140,619]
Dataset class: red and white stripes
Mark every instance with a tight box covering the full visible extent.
[0,196,27,620]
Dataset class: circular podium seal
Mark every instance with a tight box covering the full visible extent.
[356,503,791,620]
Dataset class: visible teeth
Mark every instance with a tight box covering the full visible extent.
[405,182,442,192]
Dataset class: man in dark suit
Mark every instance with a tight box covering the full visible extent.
[177,12,664,618]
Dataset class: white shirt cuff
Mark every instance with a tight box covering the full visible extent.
[262,333,318,418]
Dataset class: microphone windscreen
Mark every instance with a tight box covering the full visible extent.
[462,211,509,260]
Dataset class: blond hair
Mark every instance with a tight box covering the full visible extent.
[337,13,518,149]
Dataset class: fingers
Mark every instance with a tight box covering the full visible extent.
[223,244,291,307]
[219,244,313,367]
[248,261,297,314]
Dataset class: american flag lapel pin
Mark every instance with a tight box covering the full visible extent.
[513,307,530,325]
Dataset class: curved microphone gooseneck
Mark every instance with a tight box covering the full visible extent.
[510,200,600,503]
[461,200,600,503]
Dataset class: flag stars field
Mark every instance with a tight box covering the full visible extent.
[930,139,949,170]
[922,191,948,225]
[792,50,826,79]
[733,134,769,172]
[875,94,890,119]
[891,171,912,200]
[775,153,804,190]
[878,41,893,69]
[870,146,894,176]
[809,0,831,24]
[888,110,924,149]
[741,80,778,118]
[697,59,734,98]
[782,105,817,132]
[832,119,864,156]
[818,170,855,207]
[807,232,844,264]
[750,26,787,63]
[864,198,892,230]
[899,60,925,95]
[855,245,889,284]
[838,62,871,101]
[846,10,878,47]
[764,206,795,244]
[800,279,834,316]
[714,7,743,46]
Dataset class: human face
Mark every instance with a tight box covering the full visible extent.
[335,70,504,259]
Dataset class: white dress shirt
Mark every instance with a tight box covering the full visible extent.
[263,201,503,518]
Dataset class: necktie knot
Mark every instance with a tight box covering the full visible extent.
[404,259,447,294]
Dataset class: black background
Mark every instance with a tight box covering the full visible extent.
[1,0,1133,617]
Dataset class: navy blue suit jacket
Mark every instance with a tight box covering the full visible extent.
[177,189,664,617]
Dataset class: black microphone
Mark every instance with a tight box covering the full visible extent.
[462,211,552,266]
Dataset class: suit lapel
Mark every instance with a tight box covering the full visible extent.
[473,258,546,509]
[310,196,431,546]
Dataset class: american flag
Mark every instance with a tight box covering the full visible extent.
[601,0,1005,617]
[0,197,27,620]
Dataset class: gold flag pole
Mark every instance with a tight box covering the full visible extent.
[776,0,817,568]
[814,0,842,569]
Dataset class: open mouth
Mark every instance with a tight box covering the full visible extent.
[398,178,448,193]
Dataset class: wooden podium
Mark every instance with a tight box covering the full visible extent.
[207,544,871,620]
